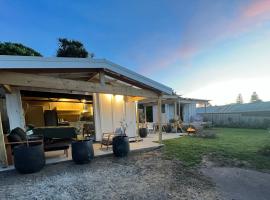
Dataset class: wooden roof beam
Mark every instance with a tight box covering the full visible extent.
[0,71,158,98]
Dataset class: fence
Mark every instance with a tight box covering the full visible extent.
[199,111,270,129]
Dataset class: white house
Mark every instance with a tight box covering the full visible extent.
[139,95,209,123]
[0,55,173,166]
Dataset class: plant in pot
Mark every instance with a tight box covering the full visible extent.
[72,130,94,164]
[11,127,45,174]
[112,119,130,157]
[139,119,148,138]
[169,119,177,133]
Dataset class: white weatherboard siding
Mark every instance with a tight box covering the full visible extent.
[183,103,196,122]
[93,93,136,141]
[153,105,168,124]
[167,104,175,121]
[5,89,25,130]
[152,103,198,123]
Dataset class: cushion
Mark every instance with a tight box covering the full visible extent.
[10,127,27,141]
[33,127,77,139]
[7,134,22,143]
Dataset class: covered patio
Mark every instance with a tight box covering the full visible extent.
[0,55,173,170]
[0,132,180,172]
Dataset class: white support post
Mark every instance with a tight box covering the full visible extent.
[5,88,25,130]
[178,100,181,121]
[136,102,140,140]
[93,93,102,141]
[174,101,177,120]
[0,113,8,167]
[144,105,147,124]
[157,96,162,144]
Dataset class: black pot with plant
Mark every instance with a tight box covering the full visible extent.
[139,128,148,138]
[113,120,130,157]
[14,142,45,174]
[11,127,45,174]
[112,135,130,157]
[72,138,94,164]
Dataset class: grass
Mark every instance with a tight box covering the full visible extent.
[163,128,270,170]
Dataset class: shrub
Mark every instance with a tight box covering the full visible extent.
[194,130,217,139]
[258,145,270,157]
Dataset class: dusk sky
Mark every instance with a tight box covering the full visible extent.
[1,0,270,105]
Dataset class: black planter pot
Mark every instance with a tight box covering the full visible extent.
[112,135,130,157]
[72,139,94,164]
[139,128,148,138]
[14,143,45,174]
[166,125,173,133]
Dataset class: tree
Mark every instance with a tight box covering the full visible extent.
[0,42,42,56]
[236,93,243,104]
[56,38,93,58]
[250,91,262,103]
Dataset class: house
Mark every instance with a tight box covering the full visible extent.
[139,95,209,123]
[197,101,270,128]
[0,55,173,166]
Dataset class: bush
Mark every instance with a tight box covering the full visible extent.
[194,130,217,139]
[258,145,270,156]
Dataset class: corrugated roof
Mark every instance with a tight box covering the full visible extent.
[197,101,270,113]
[0,55,173,94]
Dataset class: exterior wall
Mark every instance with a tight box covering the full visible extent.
[182,103,196,123]
[153,105,167,123]
[146,102,199,124]
[167,104,175,122]
[93,93,136,141]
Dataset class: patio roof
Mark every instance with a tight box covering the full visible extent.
[0,55,173,95]
[139,94,210,105]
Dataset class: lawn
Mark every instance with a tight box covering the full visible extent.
[163,128,270,169]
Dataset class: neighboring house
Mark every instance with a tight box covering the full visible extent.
[197,101,270,128]
[0,55,173,165]
[139,95,209,123]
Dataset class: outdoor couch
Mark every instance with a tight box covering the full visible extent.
[33,126,77,140]
[33,126,78,157]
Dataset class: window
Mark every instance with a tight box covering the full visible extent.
[162,104,166,113]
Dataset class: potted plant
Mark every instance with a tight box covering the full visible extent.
[12,127,45,174]
[112,119,130,157]
[169,119,177,133]
[72,134,94,164]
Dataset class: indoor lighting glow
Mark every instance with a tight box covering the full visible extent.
[105,94,113,100]
[115,95,123,102]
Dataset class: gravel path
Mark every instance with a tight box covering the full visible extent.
[0,150,219,200]
[201,167,270,200]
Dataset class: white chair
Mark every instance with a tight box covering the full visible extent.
[100,127,123,149]
[147,122,155,134]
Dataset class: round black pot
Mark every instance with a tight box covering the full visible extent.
[139,128,148,138]
[72,139,94,164]
[112,135,130,157]
[165,125,172,133]
[14,143,45,174]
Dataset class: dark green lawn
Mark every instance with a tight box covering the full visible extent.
[163,128,270,169]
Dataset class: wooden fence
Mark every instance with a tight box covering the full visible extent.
[199,111,270,129]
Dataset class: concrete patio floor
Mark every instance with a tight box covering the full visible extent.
[0,132,180,172]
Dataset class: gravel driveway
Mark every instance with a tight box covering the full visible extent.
[0,150,218,200]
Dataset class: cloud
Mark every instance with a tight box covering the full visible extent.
[139,0,270,75]
[244,0,270,17]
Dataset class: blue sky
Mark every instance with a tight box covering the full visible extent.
[1,0,270,105]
